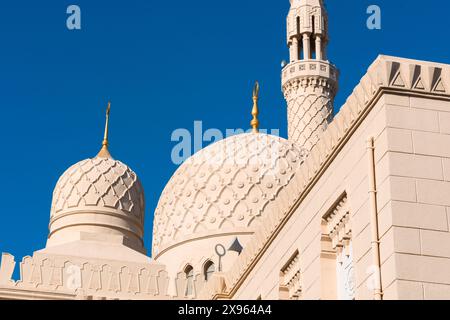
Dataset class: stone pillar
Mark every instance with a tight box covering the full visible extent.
[290,37,300,62]
[289,41,295,62]
[303,34,311,60]
[315,36,322,60]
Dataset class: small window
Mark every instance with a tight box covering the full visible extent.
[184,265,194,296]
[204,260,215,281]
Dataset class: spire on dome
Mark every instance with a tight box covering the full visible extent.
[97,102,112,158]
[250,81,260,133]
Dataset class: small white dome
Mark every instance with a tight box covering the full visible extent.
[48,155,145,252]
[152,133,304,256]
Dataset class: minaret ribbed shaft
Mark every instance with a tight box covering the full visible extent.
[282,0,339,151]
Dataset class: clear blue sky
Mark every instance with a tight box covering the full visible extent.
[0,0,449,269]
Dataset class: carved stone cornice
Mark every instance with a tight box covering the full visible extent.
[282,60,339,95]
[280,251,301,300]
[0,252,171,300]
[323,196,351,251]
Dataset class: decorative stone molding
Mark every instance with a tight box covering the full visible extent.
[322,196,351,253]
[197,55,450,299]
[174,271,206,299]
[280,251,301,300]
[322,196,355,300]
[0,251,217,300]
[282,61,338,88]
[287,0,328,43]
[197,273,227,300]
[0,253,16,286]
[0,252,170,300]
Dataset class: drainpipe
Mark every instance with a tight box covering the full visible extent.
[367,137,383,300]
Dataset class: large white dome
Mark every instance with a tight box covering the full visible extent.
[48,155,146,253]
[152,133,304,256]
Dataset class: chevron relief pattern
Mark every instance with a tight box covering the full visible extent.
[385,60,449,94]
[284,77,335,151]
[288,93,333,151]
[51,157,145,222]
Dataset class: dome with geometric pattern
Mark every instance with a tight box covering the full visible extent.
[50,157,144,221]
[48,155,146,252]
[46,105,146,253]
[152,132,304,256]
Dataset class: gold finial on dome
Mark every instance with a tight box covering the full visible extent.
[97,102,112,158]
[251,81,260,133]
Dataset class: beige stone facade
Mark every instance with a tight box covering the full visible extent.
[1,0,450,300]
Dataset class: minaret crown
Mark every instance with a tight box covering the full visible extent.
[287,0,328,62]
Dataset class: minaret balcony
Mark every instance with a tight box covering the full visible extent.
[282,60,338,88]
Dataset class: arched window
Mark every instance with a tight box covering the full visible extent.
[184,265,194,296]
[204,261,215,282]
[311,16,316,59]
[296,16,303,59]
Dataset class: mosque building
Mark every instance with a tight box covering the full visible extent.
[1,0,450,300]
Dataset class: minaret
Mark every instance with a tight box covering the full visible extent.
[282,0,338,151]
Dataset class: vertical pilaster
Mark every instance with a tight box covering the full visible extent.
[302,34,311,60]
[291,37,299,61]
[315,36,322,60]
